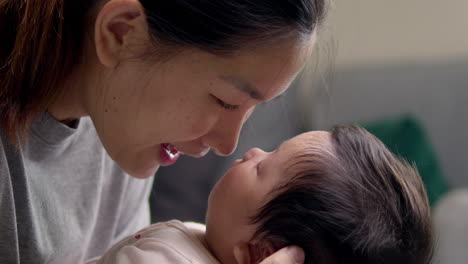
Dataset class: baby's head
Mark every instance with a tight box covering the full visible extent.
[205,125,433,264]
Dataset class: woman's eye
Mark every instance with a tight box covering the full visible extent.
[256,162,261,174]
[211,95,240,111]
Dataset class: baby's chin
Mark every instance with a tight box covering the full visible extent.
[204,224,229,263]
[205,220,254,264]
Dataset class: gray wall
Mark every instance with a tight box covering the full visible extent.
[303,0,468,188]
[327,0,468,66]
[306,60,468,187]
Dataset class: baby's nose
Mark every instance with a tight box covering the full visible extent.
[242,147,265,161]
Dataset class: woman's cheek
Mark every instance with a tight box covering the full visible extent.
[186,111,219,137]
[188,120,212,138]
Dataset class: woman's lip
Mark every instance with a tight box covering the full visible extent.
[179,148,210,158]
[159,143,181,166]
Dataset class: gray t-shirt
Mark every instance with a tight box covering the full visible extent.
[0,112,154,263]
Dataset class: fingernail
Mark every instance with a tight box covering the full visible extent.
[286,246,305,264]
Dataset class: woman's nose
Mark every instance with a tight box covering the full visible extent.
[208,124,242,156]
[204,108,255,156]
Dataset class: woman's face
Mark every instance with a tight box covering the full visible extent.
[90,37,316,178]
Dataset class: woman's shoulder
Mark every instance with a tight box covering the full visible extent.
[0,113,137,264]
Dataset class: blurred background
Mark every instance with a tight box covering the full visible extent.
[150,0,468,263]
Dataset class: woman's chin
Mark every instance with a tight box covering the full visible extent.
[123,162,161,179]
[111,147,164,179]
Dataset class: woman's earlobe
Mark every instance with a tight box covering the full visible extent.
[94,0,148,68]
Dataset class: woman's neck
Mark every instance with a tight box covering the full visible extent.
[47,54,101,123]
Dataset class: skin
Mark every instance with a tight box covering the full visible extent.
[48,0,317,179]
[47,0,319,263]
[205,131,332,264]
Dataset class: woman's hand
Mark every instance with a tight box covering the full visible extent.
[259,246,305,264]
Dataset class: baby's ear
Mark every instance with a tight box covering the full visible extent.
[233,240,275,264]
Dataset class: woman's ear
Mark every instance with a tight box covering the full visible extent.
[233,240,275,264]
[94,0,150,68]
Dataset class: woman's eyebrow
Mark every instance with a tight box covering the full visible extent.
[219,75,265,100]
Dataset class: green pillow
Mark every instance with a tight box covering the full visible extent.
[363,116,449,206]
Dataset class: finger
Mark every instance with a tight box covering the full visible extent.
[259,246,305,264]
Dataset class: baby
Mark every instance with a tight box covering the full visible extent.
[89,125,433,264]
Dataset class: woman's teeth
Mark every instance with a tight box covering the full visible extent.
[162,143,179,159]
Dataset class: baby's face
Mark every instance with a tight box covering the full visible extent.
[205,131,331,263]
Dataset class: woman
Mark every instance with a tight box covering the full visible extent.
[0,0,327,263]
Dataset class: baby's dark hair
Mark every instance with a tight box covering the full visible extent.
[251,125,433,263]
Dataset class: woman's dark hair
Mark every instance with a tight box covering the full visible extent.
[251,125,433,264]
[0,0,327,143]
[141,0,327,54]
